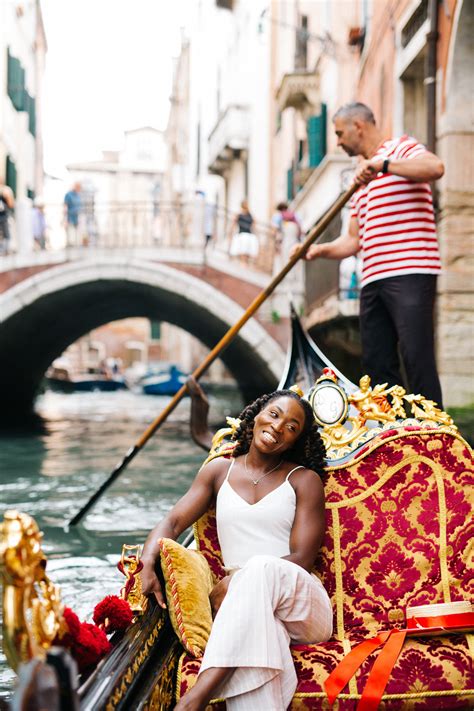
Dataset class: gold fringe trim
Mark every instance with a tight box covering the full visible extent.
[293,689,474,699]
[466,633,474,659]
[433,463,451,603]
[331,508,345,644]
[175,652,185,703]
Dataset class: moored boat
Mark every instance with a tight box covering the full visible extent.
[140,364,188,396]
[46,363,128,393]
[2,312,473,710]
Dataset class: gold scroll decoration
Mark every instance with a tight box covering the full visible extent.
[0,510,65,671]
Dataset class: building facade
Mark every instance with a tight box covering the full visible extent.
[167,0,473,405]
[0,0,47,250]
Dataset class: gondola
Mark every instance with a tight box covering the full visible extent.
[2,309,473,711]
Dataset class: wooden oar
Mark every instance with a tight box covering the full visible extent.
[68,182,358,526]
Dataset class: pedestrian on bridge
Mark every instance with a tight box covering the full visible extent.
[296,102,445,406]
[64,182,82,247]
[0,181,15,255]
[229,200,259,267]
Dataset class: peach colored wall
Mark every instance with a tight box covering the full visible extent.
[356,0,459,129]
[438,0,458,112]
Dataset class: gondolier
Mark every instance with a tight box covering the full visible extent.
[300,102,444,406]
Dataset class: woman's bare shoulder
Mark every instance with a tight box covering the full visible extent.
[290,466,324,494]
[199,455,232,479]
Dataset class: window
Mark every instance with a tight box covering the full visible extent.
[6,156,17,197]
[150,321,161,341]
[7,48,26,111]
[295,15,309,70]
[287,166,294,202]
[25,91,36,136]
[401,0,428,48]
[307,104,327,168]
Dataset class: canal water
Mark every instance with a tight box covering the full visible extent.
[0,388,243,701]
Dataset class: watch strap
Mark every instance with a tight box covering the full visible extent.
[382,158,390,174]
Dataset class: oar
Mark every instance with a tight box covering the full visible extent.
[68,182,358,526]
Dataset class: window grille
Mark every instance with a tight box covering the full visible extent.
[401,0,428,48]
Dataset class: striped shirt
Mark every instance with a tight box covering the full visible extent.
[350,135,442,289]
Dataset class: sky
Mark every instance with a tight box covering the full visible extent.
[41,0,187,177]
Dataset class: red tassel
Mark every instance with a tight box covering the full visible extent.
[93,595,133,633]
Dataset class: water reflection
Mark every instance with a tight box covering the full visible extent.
[0,388,243,699]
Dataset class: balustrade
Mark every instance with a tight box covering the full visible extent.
[0,200,277,276]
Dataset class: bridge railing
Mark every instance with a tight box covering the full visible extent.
[1,200,277,275]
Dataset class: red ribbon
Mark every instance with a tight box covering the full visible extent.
[117,556,143,599]
[407,612,474,630]
[324,612,474,710]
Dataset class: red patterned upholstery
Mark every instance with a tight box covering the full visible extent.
[179,428,474,709]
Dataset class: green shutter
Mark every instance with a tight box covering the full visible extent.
[7,49,26,111]
[25,91,36,135]
[287,167,294,201]
[27,188,35,201]
[307,103,327,168]
[276,111,282,133]
[150,321,161,340]
[6,156,17,197]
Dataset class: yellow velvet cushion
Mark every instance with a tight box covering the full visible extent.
[158,537,214,657]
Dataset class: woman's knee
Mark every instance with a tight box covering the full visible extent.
[242,555,284,577]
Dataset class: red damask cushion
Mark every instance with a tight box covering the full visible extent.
[178,634,474,710]
[185,428,474,708]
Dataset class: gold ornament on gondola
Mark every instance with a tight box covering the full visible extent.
[310,374,456,460]
[119,544,148,614]
[0,510,65,671]
[288,384,304,397]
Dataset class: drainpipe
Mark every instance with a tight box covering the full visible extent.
[425,0,439,153]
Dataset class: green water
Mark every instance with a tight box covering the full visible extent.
[0,389,243,700]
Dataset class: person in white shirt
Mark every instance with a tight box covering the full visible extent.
[141,389,332,711]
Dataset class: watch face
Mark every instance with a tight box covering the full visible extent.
[310,383,348,426]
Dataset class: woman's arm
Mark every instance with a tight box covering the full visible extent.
[187,376,213,451]
[283,470,325,572]
[141,458,223,606]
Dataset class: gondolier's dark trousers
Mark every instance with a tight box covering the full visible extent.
[360,274,443,407]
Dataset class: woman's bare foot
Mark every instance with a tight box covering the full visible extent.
[175,667,233,710]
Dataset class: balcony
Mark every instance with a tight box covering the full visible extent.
[276,71,320,117]
[208,105,249,176]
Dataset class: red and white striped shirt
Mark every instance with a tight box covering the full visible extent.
[350,135,442,289]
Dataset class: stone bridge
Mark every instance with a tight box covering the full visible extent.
[0,245,293,420]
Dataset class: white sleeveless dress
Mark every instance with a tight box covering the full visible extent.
[198,458,333,711]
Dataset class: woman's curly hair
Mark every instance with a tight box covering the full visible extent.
[231,389,326,476]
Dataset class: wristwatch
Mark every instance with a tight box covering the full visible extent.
[382,158,390,174]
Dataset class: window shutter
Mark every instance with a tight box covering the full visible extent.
[286,167,294,201]
[150,321,161,340]
[6,156,17,197]
[307,103,327,168]
[26,92,36,136]
[7,49,26,111]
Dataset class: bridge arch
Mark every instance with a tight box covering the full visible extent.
[0,258,285,421]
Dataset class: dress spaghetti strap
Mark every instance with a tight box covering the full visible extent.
[225,458,236,481]
[286,465,304,481]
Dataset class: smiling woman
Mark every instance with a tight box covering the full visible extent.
[140,389,332,711]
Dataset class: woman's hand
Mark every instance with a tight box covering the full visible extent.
[209,575,233,618]
[140,558,167,609]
